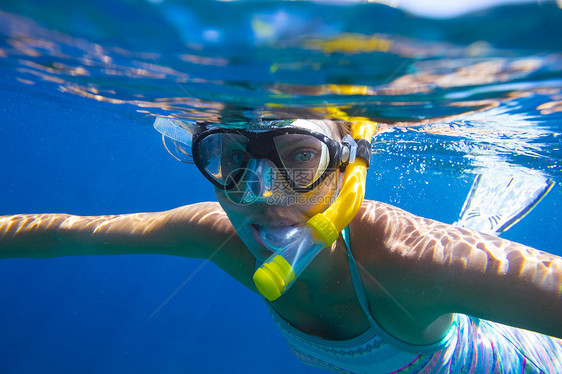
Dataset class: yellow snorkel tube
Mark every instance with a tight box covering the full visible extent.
[253,121,377,301]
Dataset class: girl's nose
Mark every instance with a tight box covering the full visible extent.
[242,159,294,204]
[240,158,283,204]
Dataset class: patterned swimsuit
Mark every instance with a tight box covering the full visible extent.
[263,227,562,373]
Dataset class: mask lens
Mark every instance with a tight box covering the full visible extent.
[196,133,248,187]
[273,134,330,188]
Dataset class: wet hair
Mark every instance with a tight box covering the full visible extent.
[332,119,352,140]
[315,119,351,140]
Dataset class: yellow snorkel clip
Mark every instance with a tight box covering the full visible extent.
[253,121,378,300]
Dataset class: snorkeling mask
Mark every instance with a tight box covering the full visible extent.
[191,125,349,193]
[154,118,376,300]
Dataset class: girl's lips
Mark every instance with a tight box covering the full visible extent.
[251,217,299,227]
[248,208,307,227]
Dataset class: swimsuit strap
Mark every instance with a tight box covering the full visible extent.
[342,226,455,353]
[341,226,378,328]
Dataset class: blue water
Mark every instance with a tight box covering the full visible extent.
[0,1,561,373]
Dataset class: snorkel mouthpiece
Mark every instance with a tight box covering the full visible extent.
[253,122,377,300]
[253,227,319,300]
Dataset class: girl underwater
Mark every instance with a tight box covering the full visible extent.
[1,118,562,373]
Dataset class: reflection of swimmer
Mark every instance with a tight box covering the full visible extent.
[1,119,562,373]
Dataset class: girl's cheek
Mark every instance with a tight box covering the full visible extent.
[214,171,342,219]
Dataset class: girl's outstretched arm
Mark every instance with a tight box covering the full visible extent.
[357,201,562,341]
[0,202,256,289]
[440,228,562,339]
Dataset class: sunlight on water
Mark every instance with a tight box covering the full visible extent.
[0,0,561,181]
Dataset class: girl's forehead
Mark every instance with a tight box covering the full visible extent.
[290,119,334,137]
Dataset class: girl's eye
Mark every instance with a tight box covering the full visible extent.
[294,150,315,162]
[227,151,245,164]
